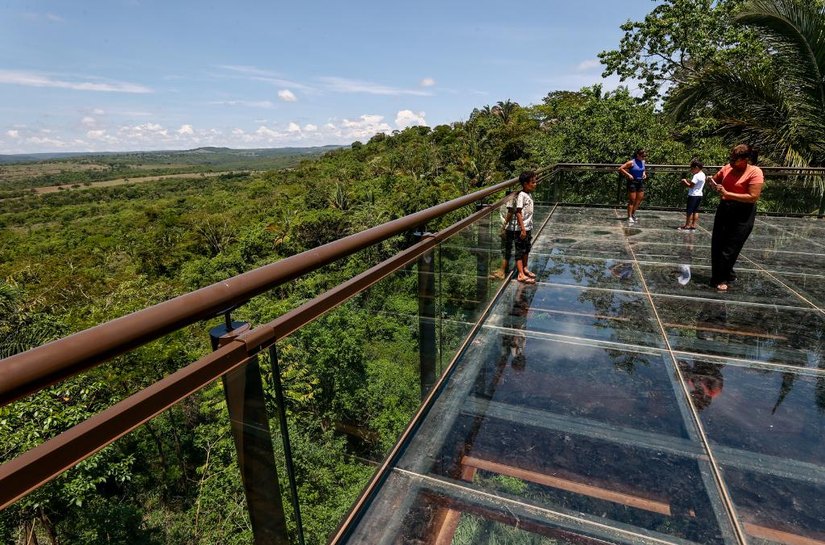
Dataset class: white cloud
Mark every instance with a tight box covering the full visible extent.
[86,130,107,140]
[396,110,426,128]
[420,77,436,87]
[210,100,276,109]
[27,136,67,147]
[177,124,194,135]
[22,12,64,22]
[81,116,96,128]
[217,65,314,91]
[319,77,433,96]
[576,59,601,72]
[340,114,392,138]
[304,124,317,132]
[278,89,297,102]
[92,108,105,115]
[6,130,19,138]
[256,125,281,138]
[287,122,301,133]
[0,70,152,93]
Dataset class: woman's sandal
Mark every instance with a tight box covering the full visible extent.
[524,270,537,278]
[518,276,536,284]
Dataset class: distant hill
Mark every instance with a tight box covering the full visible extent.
[0,145,347,193]
[0,145,344,165]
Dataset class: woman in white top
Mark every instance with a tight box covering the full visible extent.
[678,158,706,231]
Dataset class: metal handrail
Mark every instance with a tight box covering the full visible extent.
[553,163,825,175]
[0,173,541,407]
[0,190,506,509]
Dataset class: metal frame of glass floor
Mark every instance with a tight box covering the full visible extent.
[336,205,825,545]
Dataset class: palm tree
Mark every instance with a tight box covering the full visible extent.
[493,99,519,125]
[668,0,825,167]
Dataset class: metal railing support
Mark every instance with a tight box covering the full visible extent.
[210,321,289,545]
[475,202,491,309]
[414,228,437,399]
[268,345,305,545]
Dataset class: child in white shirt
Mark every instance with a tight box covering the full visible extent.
[678,158,706,231]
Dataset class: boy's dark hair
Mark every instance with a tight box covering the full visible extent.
[689,158,704,169]
[519,171,537,185]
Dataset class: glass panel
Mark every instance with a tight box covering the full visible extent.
[343,469,694,545]
[532,237,632,260]
[740,248,825,276]
[630,240,712,266]
[656,298,824,367]
[1,388,253,544]
[535,256,643,291]
[468,329,687,437]
[640,263,806,306]
[387,330,733,545]
[685,359,825,544]
[486,282,664,348]
[773,272,825,308]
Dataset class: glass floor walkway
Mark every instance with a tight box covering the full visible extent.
[341,205,825,545]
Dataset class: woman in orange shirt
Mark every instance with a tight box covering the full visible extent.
[707,144,764,291]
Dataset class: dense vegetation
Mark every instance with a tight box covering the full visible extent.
[1,0,823,543]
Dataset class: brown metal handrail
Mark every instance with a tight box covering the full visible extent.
[0,173,540,407]
[553,163,825,176]
[0,190,506,509]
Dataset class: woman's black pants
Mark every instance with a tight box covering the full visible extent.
[711,200,756,285]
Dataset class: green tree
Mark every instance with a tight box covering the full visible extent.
[667,0,825,166]
[598,0,764,101]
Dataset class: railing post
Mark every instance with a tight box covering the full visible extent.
[210,317,289,545]
[414,228,437,399]
[475,202,490,306]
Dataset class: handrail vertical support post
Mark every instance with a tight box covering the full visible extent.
[475,202,490,308]
[268,345,305,545]
[414,227,437,399]
[210,322,289,545]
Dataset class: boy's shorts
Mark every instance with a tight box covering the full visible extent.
[686,195,703,215]
[514,230,532,259]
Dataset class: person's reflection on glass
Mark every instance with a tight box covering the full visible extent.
[680,360,724,411]
[609,262,634,281]
[503,282,531,372]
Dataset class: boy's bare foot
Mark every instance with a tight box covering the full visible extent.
[517,276,536,284]
[523,269,536,278]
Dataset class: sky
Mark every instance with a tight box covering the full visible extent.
[0,0,656,154]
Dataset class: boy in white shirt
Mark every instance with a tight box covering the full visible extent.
[514,171,537,284]
[678,158,706,231]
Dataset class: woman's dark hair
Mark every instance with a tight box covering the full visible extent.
[634,148,646,159]
[689,158,704,169]
[731,143,758,164]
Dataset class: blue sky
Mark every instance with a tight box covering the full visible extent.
[0,0,655,154]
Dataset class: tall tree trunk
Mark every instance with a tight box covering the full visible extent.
[38,512,59,545]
